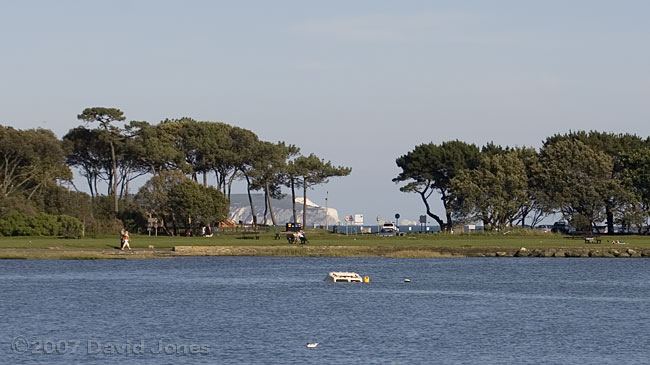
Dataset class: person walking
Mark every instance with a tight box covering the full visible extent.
[120,228,126,249]
[121,230,132,250]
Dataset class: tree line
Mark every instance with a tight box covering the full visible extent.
[0,107,350,236]
[394,131,650,234]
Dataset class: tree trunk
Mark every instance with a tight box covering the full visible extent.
[203,172,207,186]
[227,172,237,200]
[606,206,614,235]
[262,187,269,225]
[420,190,444,229]
[245,174,256,225]
[441,193,452,231]
[302,181,308,228]
[291,177,297,223]
[266,182,277,226]
[86,175,94,198]
[109,140,118,214]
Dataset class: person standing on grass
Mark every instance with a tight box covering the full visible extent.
[120,228,126,248]
[298,230,307,244]
[121,230,132,250]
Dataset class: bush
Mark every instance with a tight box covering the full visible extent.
[58,215,83,238]
[0,211,83,238]
[84,217,123,237]
[29,213,61,236]
[0,210,30,236]
[0,196,38,217]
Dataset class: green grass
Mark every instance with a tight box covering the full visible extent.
[1,230,649,249]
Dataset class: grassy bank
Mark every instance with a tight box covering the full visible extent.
[1,230,649,259]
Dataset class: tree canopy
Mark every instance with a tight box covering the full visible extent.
[393,140,480,231]
[396,133,650,233]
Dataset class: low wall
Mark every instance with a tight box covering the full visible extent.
[172,245,650,258]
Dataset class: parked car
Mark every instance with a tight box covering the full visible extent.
[380,222,398,233]
[535,224,553,233]
[551,221,574,234]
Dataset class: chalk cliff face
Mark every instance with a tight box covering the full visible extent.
[228,194,341,227]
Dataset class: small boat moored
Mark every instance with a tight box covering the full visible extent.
[326,271,363,283]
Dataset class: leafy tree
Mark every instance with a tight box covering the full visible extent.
[175,119,231,185]
[136,170,228,235]
[125,121,186,175]
[0,126,71,201]
[39,185,93,236]
[202,122,235,192]
[77,107,126,213]
[621,146,650,233]
[168,180,229,234]
[481,142,509,156]
[537,139,614,231]
[451,151,529,230]
[248,141,290,225]
[135,170,188,234]
[545,131,645,233]
[514,147,547,227]
[63,126,110,197]
[64,125,143,199]
[0,195,38,217]
[228,127,260,218]
[281,145,303,224]
[393,140,480,231]
[292,154,351,227]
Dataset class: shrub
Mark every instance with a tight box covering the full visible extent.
[84,218,123,237]
[0,210,30,236]
[58,215,83,238]
[0,211,83,238]
[29,213,61,236]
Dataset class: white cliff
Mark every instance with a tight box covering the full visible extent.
[228,194,341,227]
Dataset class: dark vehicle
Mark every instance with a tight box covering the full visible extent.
[551,221,574,234]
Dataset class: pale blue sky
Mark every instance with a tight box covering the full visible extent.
[2,1,649,225]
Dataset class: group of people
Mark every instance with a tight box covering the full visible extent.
[202,225,213,237]
[120,228,131,250]
[286,230,308,244]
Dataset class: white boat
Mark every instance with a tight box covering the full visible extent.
[326,272,362,282]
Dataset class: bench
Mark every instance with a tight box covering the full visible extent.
[584,235,601,244]
[240,230,260,240]
[564,231,601,244]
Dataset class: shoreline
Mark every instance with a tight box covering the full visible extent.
[1,245,649,260]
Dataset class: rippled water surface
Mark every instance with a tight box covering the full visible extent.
[2,257,650,364]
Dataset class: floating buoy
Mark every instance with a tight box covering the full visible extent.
[363,276,370,283]
[404,279,411,283]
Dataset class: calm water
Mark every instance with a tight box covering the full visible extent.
[2,257,650,364]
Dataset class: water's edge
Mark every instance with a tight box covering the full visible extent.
[1,245,648,259]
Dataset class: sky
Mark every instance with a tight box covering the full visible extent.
[2,1,650,225]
